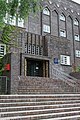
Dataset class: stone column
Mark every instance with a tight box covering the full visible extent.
[46,61,49,77]
[43,61,45,77]
[24,59,27,76]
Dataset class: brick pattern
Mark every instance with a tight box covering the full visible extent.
[17,76,80,94]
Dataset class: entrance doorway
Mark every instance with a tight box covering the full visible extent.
[27,59,43,77]
[24,58,49,77]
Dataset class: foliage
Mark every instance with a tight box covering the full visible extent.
[0,0,43,45]
[0,0,43,75]
[1,25,14,44]
[76,66,80,72]
[0,0,42,28]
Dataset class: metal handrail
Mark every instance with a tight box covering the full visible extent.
[52,65,77,81]
[51,65,78,87]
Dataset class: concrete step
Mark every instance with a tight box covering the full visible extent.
[0,115,80,120]
[0,105,80,112]
[1,103,80,112]
[0,111,80,120]
[17,76,80,93]
[40,115,80,120]
[0,97,80,103]
[0,97,80,102]
[1,106,80,117]
[0,94,80,119]
[1,100,80,107]
[0,94,80,99]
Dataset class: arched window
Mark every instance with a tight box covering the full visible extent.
[74,18,79,26]
[60,13,65,21]
[43,7,50,16]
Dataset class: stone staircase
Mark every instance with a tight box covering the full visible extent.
[17,65,80,94]
[0,94,80,120]
[17,76,80,94]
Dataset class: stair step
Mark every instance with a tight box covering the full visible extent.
[1,107,80,117]
[1,100,80,104]
[0,111,80,120]
[0,105,80,112]
[40,115,80,120]
[1,102,80,107]
[1,103,80,112]
[0,97,80,102]
[0,94,80,119]
[0,94,80,98]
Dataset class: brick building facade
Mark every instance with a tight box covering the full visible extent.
[0,0,80,94]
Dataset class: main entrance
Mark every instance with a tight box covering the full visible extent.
[24,58,49,77]
[27,60,43,77]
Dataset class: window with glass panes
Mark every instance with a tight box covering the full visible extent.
[60,55,70,65]
[0,44,6,57]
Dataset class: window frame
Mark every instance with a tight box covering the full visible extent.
[60,55,70,65]
[0,44,6,57]
[43,8,50,16]
[75,50,80,57]
[74,19,79,26]
[60,29,66,37]
[75,34,80,41]
[18,17,24,27]
[4,13,24,28]
[43,24,50,33]
[59,13,65,21]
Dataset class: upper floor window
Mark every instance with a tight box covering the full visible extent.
[43,8,50,16]
[60,55,70,65]
[0,44,6,57]
[75,34,80,41]
[60,30,66,37]
[43,24,50,33]
[60,13,65,21]
[75,50,80,57]
[9,15,16,26]
[25,44,43,56]
[18,18,24,27]
[74,19,79,26]
[32,44,35,55]
[4,14,24,28]
[36,45,39,55]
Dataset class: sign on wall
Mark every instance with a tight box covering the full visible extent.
[54,58,58,64]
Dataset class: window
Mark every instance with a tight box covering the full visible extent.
[74,19,79,26]
[25,44,27,53]
[28,44,31,54]
[25,44,43,56]
[75,34,80,41]
[40,46,43,55]
[32,45,35,55]
[9,15,16,26]
[43,8,50,15]
[60,14,65,21]
[43,24,50,33]
[60,55,70,65]
[0,44,6,57]
[60,30,66,37]
[75,50,80,57]
[18,18,24,27]
[4,13,24,27]
[4,13,8,24]
[36,46,39,55]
